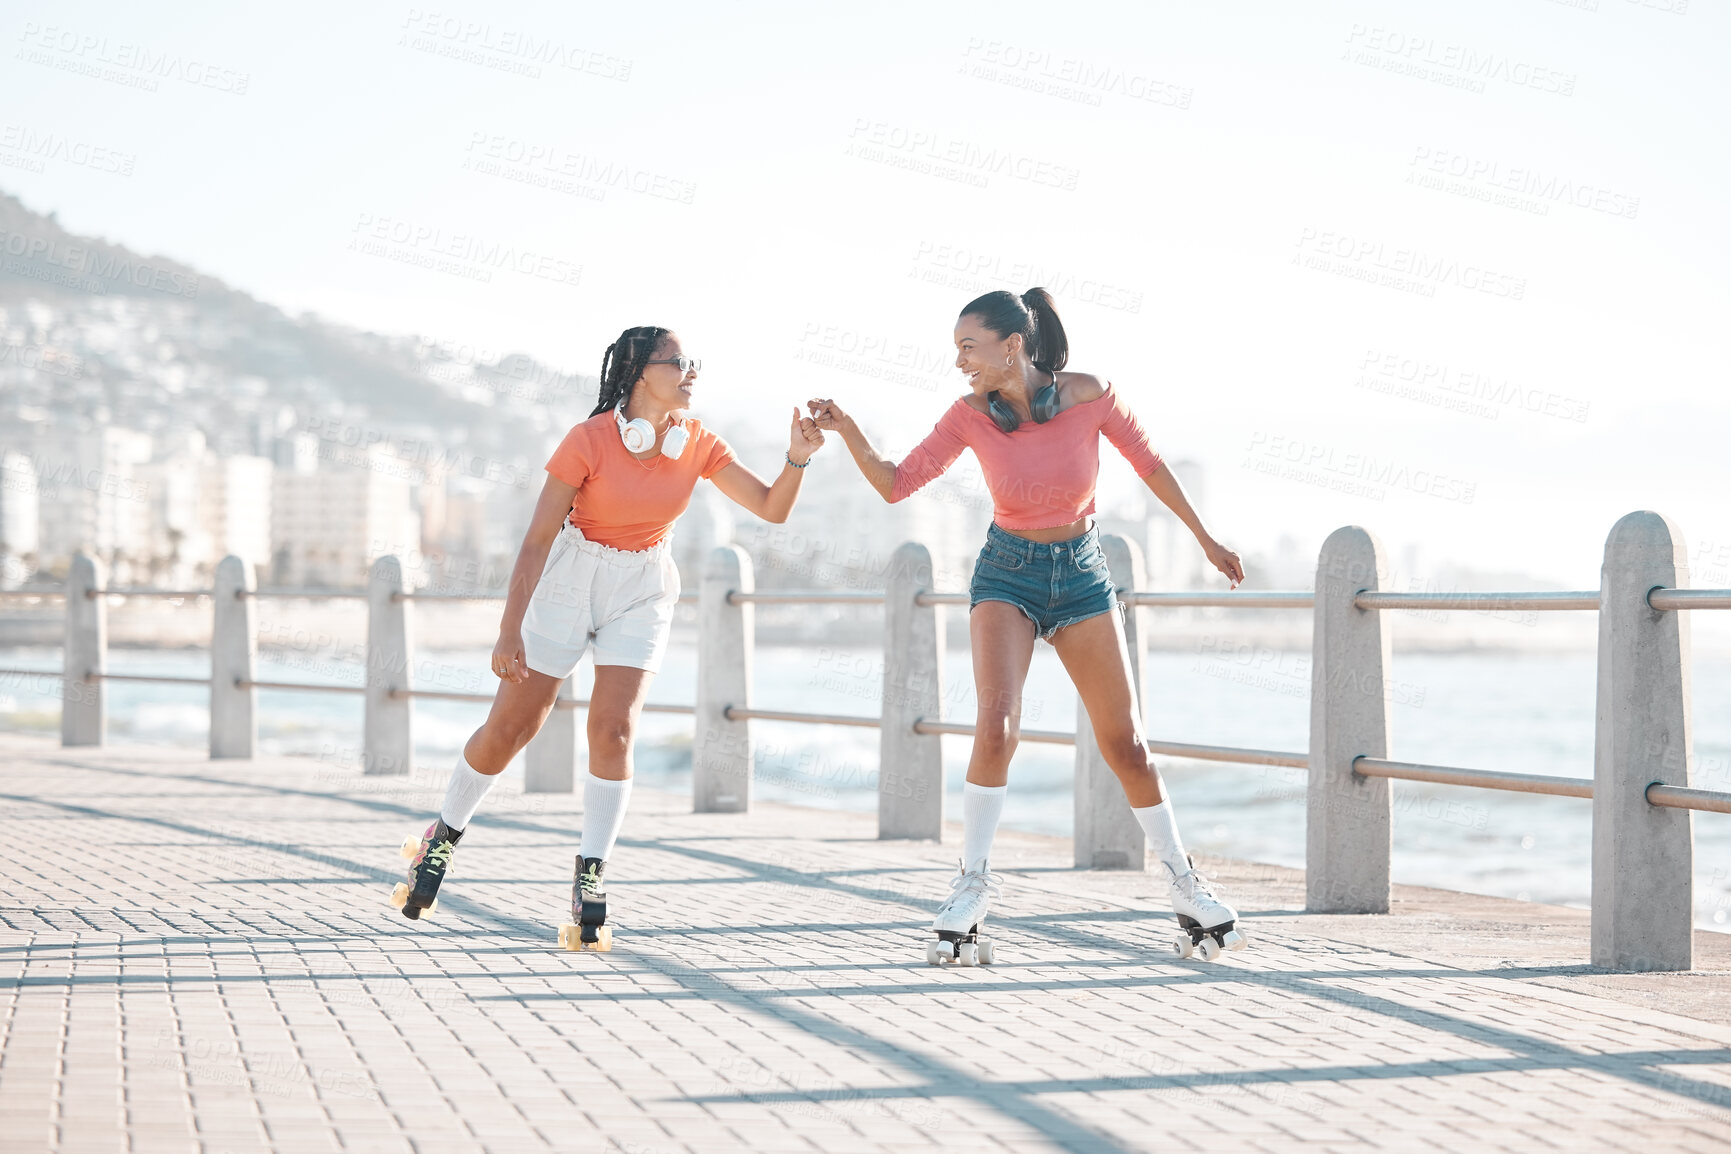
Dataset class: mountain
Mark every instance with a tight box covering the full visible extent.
[0,189,593,443]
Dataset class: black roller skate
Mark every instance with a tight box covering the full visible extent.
[557,856,611,952]
[390,819,463,920]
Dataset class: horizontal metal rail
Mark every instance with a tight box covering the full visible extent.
[1649,589,1731,611]
[389,687,491,703]
[238,678,366,695]
[395,590,699,604]
[394,591,501,602]
[724,705,879,728]
[1353,591,1600,611]
[384,686,695,716]
[1147,739,1308,768]
[12,584,1730,613]
[93,587,212,600]
[89,671,214,687]
[1354,756,1593,798]
[727,590,885,606]
[911,718,1074,745]
[247,587,370,601]
[1128,591,1314,609]
[1646,784,1731,815]
[705,712,1303,763]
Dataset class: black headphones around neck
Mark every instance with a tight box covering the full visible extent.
[988,370,1060,434]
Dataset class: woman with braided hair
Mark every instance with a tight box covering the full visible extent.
[392,326,825,949]
[809,289,1250,965]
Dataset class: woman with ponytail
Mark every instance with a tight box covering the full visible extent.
[393,326,824,950]
[810,289,1248,965]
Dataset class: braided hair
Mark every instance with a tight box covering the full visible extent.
[589,326,671,417]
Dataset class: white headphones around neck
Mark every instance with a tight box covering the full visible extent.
[616,404,688,459]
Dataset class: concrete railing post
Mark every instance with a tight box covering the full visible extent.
[525,676,577,793]
[363,555,413,776]
[209,555,257,759]
[880,541,944,840]
[1593,511,1694,971]
[1075,534,1148,868]
[1307,526,1393,913]
[695,545,752,812]
[61,552,105,747]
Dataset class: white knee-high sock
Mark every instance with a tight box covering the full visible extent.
[579,774,634,861]
[439,754,497,831]
[962,782,1007,873]
[1133,799,1191,878]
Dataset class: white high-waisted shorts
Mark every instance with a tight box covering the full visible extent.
[521,522,680,677]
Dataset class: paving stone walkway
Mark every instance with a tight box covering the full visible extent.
[3,733,1731,1153]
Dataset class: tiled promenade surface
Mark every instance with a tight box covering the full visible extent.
[3,733,1731,1154]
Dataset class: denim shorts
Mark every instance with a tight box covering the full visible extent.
[968,522,1119,641]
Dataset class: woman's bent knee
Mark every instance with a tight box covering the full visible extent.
[587,716,635,752]
[1097,733,1151,773]
[974,712,1020,760]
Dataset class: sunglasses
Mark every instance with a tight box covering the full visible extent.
[646,356,702,373]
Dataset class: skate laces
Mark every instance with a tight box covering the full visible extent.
[1173,866,1218,904]
[941,865,1002,911]
[580,863,603,893]
[423,840,455,871]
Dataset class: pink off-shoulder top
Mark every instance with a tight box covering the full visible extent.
[889,383,1163,530]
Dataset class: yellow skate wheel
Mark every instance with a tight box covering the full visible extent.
[557,923,580,950]
[390,883,410,909]
[584,926,612,953]
[400,836,421,860]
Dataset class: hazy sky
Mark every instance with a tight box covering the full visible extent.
[4,0,1727,587]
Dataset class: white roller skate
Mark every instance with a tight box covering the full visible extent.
[1166,857,1247,962]
[927,859,1000,967]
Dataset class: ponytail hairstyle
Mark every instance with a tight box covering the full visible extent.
[961,288,1069,433]
[959,287,1069,373]
[589,325,671,418]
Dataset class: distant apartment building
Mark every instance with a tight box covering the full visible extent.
[31,426,153,581]
[0,450,39,587]
[132,426,275,585]
[270,446,421,586]
[203,455,273,571]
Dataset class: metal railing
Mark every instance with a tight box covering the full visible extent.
[9,509,1729,970]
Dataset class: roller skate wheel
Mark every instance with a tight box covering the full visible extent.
[1199,936,1223,962]
[390,883,410,909]
[424,899,438,916]
[927,940,954,965]
[957,942,979,967]
[585,926,612,952]
[1172,933,1195,959]
[558,923,579,950]
[399,836,421,860]
[977,939,995,966]
[1222,928,1248,952]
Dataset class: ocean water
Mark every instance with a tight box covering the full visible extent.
[4,636,1728,929]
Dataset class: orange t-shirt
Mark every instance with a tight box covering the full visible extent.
[544,412,737,551]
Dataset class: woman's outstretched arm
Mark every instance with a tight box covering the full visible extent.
[807,396,963,504]
[709,407,825,524]
[1142,462,1245,587]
